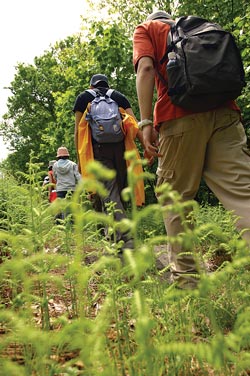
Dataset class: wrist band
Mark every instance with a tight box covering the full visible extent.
[138,119,153,130]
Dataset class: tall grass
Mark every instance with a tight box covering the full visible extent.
[0,156,250,376]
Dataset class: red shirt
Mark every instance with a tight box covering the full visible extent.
[48,170,56,185]
[133,20,239,127]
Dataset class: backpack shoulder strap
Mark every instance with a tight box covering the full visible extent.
[86,89,100,112]
[106,88,114,98]
[85,89,97,97]
[160,19,176,27]
[159,20,178,65]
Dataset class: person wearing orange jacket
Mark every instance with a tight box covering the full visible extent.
[73,74,148,253]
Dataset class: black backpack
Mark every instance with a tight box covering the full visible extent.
[160,16,246,111]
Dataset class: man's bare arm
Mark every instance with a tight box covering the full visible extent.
[136,57,161,157]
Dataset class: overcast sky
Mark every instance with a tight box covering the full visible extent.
[0,0,86,160]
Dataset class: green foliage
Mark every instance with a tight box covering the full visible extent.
[88,0,173,34]
[1,159,250,375]
[0,22,140,176]
[236,8,250,139]
[0,0,249,206]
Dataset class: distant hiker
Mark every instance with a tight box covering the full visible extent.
[73,74,147,253]
[53,147,81,199]
[42,160,56,202]
[48,160,57,202]
[52,146,81,223]
[42,175,50,187]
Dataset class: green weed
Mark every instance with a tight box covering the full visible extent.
[0,156,250,375]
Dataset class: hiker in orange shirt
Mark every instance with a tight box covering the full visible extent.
[133,10,250,289]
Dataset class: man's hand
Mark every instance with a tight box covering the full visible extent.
[143,125,162,158]
[143,150,154,166]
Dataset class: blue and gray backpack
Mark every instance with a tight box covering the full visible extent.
[86,89,124,143]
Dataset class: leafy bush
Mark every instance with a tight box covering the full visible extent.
[0,159,250,375]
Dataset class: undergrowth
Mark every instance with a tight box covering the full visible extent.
[0,155,249,376]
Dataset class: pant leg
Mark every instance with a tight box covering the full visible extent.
[56,191,67,199]
[55,191,67,221]
[157,112,214,287]
[113,142,128,197]
[93,142,133,246]
[158,108,250,288]
[56,190,74,222]
[93,142,127,221]
[112,142,133,246]
[203,108,250,244]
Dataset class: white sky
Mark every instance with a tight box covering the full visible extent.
[0,0,87,161]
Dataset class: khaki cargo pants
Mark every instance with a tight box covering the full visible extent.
[157,107,250,288]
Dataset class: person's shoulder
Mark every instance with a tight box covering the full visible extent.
[134,20,150,32]
[78,89,95,98]
[111,89,126,98]
[110,89,131,109]
[135,19,171,32]
[75,89,95,100]
[70,160,77,167]
[110,89,126,102]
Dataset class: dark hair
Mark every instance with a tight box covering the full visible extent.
[57,156,69,160]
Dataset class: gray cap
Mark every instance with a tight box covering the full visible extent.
[146,10,171,21]
[90,74,109,87]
